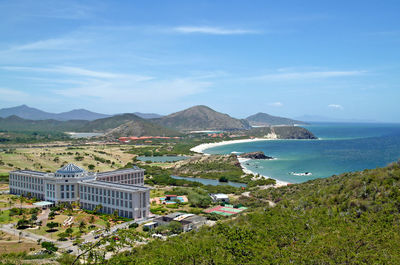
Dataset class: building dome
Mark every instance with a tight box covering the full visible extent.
[56,163,86,176]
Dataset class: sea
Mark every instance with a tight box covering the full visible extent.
[203,123,400,184]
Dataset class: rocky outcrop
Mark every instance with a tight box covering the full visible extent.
[239,151,273,160]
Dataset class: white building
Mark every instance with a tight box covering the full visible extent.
[9,164,150,219]
[210,193,230,203]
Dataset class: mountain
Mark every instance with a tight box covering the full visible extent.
[0,113,180,136]
[152,105,251,131]
[105,120,180,137]
[80,113,180,136]
[0,115,87,132]
[0,105,110,121]
[56,109,110,121]
[133,112,163,119]
[0,105,55,120]
[109,160,400,264]
[246,112,306,126]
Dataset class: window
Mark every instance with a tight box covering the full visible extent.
[72,192,75,198]
[61,185,64,191]
[71,185,74,191]
[66,193,69,199]
[66,185,69,191]
[61,193,64,199]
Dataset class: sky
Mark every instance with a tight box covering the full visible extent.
[0,0,399,122]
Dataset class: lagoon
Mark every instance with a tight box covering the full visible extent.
[171,175,246,188]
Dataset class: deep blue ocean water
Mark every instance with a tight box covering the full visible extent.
[204,123,400,183]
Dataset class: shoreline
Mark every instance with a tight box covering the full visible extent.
[190,138,289,187]
[190,138,275,154]
[238,158,289,187]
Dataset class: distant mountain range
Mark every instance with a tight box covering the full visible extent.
[0,104,316,138]
[151,105,251,131]
[246,112,306,126]
[0,105,163,121]
[0,105,110,121]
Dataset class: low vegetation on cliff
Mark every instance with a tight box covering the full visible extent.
[108,161,400,264]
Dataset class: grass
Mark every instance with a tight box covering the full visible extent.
[0,231,39,255]
[0,145,137,173]
[0,210,20,224]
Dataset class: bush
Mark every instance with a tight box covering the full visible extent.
[129,223,139,229]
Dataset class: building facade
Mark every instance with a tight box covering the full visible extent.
[9,164,150,219]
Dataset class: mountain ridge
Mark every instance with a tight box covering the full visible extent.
[0,105,164,121]
[246,112,306,126]
[152,105,251,132]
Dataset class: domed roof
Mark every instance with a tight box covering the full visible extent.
[56,163,86,174]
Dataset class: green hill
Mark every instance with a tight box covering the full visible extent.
[246,112,306,126]
[104,120,181,137]
[152,105,251,132]
[108,161,400,264]
[0,114,180,137]
[0,115,87,132]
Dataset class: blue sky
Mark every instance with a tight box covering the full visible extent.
[0,0,399,122]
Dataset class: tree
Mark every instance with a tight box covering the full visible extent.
[168,221,183,234]
[41,241,58,253]
[105,221,111,232]
[58,232,68,241]
[66,227,73,239]
[48,211,56,220]
[30,213,38,224]
[17,218,30,229]
[94,204,103,214]
[88,164,95,170]
[112,210,119,221]
[89,215,95,224]
[46,222,59,231]
[79,220,86,232]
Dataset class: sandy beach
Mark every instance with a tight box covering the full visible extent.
[190,138,289,187]
[190,138,274,154]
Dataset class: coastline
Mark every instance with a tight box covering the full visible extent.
[190,138,274,154]
[190,138,289,187]
[238,157,289,187]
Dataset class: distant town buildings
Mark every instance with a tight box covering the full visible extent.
[9,164,150,219]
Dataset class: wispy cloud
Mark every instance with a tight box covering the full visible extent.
[1,65,210,103]
[54,78,211,103]
[269,102,283,107]
[1,66,152,81]
[254,70,365,81]
[328,104,344,110]
[0,87,29,102]
[173,26,259,35]
[9,38,87,51]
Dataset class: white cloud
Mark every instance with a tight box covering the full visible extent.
[254,70,365,81]
[269,102,283,107]
[328,104,344,110]
[173,26,258,35]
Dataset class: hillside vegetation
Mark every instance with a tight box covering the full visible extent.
[246,112,306,126]
[108,161,400,264]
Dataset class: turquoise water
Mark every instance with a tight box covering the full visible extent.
[137,156,188,162]
[204,123,400,184]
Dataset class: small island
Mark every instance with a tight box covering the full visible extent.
[239,151,273,160]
